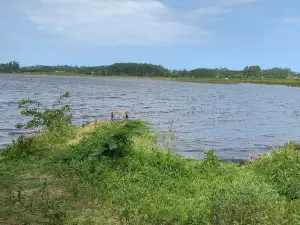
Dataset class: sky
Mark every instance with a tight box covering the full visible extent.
[0,0,300,71]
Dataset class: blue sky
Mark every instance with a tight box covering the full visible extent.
[0,0,299,71]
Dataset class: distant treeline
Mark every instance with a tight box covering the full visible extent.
[1,61,299,79]
[0,61,21,73]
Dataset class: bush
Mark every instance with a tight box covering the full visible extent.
[2,125,76,159]
[15,92,72,131]
[211,171,285,225]
[2,135,37,158]
[1,93,74,159]
[249,144,300,200]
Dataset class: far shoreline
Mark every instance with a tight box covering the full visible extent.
[2,72,300,87]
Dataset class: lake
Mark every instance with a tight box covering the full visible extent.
[1,74,300,160]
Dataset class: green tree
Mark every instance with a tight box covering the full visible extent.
[243,65,261,77]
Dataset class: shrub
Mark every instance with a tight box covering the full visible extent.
[15,92,72,131]
[211,171,285,225]
[2,135,37,158]
[249,144,300,200]
[1,93,74,159]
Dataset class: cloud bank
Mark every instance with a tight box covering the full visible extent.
[23,0,259,46]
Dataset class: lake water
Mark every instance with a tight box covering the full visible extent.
[1,74,300,160]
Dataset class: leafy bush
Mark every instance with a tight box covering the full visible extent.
[16,92,72,130]
[249,144,300,200]
[1,93,74,159]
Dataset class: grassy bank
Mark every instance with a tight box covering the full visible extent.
[3,72,300,87]
[1,119,300,224]
[175,77,300,87]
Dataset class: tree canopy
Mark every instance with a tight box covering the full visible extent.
[1,61,299,79]
[0,61,20,73]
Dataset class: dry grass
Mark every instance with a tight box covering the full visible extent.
[18,187,71,198]
[68,120,111,145]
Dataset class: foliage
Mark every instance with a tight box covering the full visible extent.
[248,143,300,200]
[262,67,293,78]
[203,150,221,170]
[2,125,75,160]
[243,65,261,77]
[2,135,37,158]
[0,61,20,73]
[21,63,296,79]
[211,171,285,225]
[0,106,300,224]
[1,93,74,159]
[15,92,72,130]
[64,120,150,162]
[2,60,299,79]
[21,62,170,77]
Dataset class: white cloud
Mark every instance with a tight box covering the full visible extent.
[183,0,259,22]
[221,0,260,5]
[189,7,230,17]
[192,0,260,7]
[23,0,214,46]
[22,0,260,46]
[282,17,300,24]
[184,7,230,22]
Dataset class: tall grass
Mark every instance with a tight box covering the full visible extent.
[0,119,299,224]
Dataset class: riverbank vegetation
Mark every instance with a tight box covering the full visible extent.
[1,61,300,81]
[0,61,20,73]
[0,94,300,224]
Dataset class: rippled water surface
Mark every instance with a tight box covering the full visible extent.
[1,74,300,159]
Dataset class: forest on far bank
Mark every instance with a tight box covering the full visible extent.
[1,61,299,79]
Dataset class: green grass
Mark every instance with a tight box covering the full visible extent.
[0,120,300,224]
[172,77,300,87]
